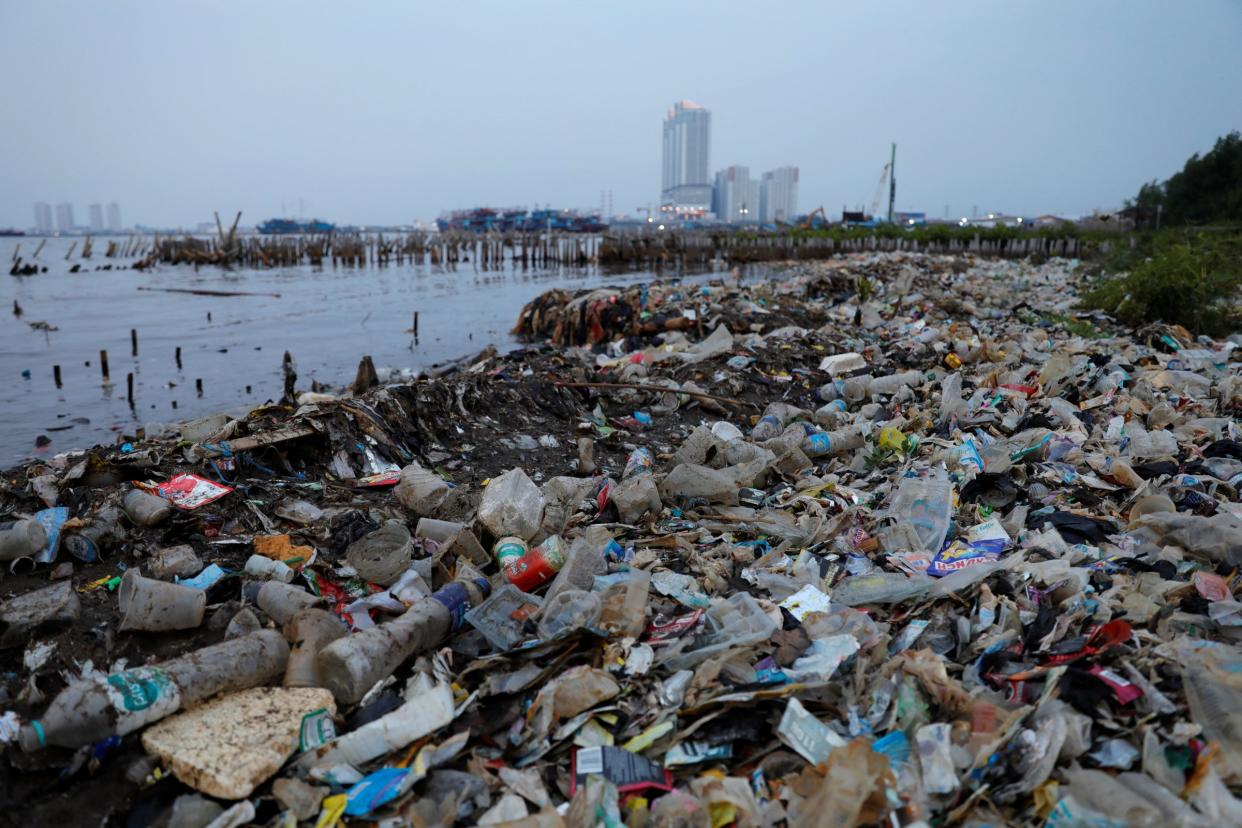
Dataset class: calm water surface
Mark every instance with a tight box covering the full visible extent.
[1,235,713,466]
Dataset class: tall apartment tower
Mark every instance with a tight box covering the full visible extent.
[33,202,54,233]
[713,166,760,223]
[89,203,105,232]
[55,203,75,233]
[106,202,122,232]
[759,167,799,222]
[661,101,712,212]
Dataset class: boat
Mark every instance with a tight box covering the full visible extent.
[256,218,335,235]
[436,207,607,234]
[0,228,26,237]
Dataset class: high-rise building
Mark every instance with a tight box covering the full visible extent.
[55,203,76,233]
[759,167,799,223]
[661,101,712,212]
[89,203,104,232]
[33,202,53,234]
[107,202,122,232]
[712,166,760,224]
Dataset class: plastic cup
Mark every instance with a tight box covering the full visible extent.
[256,581,324,625]
[283,608,347,687]
[118,569,206,631]
[346,521,413,586]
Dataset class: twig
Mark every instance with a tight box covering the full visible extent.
[555,380,755,409]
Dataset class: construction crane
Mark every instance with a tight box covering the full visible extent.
[869,163,890,221]
[867,143,898,223]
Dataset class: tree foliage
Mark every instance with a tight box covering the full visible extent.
[1082,232,1242,335]
[1127,132,1242,229]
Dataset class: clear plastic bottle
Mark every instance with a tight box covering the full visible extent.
[123,489,172,527]
[316,579,490,705]
[866,370,923,397]
[801,424,864,458]
[750,402,806,440]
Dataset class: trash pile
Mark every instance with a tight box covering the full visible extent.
[3,250,1242,826]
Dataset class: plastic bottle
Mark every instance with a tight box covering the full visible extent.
[750,402,807,440]
[19,629,289,751]
[244,554,295,583]
[0,518,48,562]
[841,375,873,404]
[316,578,490,705]
[866,370,923,397]
[123,489,172,527]
[801,425,865,458]
[816,379,846,403]
[813,399,848,427]
[62,507,125,563]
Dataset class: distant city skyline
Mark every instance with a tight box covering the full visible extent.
[1,2,1239,227]
[27,200,124,233]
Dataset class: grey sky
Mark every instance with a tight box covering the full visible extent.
[2,0,1239,228]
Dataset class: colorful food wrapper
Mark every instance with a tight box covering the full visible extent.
[928,517,1010,577]
[570,746,673,796]
[156,474,233,510]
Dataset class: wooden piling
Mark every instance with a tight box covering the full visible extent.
[175,346,182,369]
[53,365,62,388]
[126,373,134,404]
[100,350,110,381]
[131,328,138,356]
[195,378,203,395]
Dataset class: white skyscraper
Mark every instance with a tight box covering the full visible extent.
[661,101,712,211]
[33,202,53,234]
[89,203,104,232]
[106,202,122,232]
[55,203,75,233]
[760,167,799,222]
[713,166,760,223]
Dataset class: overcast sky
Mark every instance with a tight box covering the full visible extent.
[2,1,1239,228]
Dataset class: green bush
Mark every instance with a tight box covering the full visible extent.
[1082,232,1242,335]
